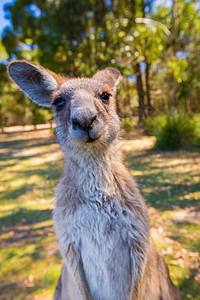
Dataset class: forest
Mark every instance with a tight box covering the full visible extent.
[0,0,199,145]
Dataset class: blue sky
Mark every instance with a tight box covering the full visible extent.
[0,0,14,38]
[0,1,44,38]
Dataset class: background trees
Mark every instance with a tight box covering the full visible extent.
[0,0,199,128]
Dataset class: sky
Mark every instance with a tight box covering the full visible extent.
[0,0,14,38]
[0,0,44,38]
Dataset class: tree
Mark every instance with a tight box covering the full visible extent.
[1,0,200,128]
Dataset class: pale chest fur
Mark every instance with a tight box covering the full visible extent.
[53,153,149,300]
[53,200,136,300]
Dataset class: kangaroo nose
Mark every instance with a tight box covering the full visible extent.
[72,115,97,132]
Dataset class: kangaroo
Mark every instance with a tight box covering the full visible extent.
[8,61,181,300]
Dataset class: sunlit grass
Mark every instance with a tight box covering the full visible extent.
[0,130,63,299]
[0,129,199,299]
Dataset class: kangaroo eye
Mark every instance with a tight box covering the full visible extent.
[53,98,65,111]
[100,92,110,102]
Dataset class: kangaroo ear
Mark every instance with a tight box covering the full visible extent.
[8,61,63,107]
[93,67,121,87]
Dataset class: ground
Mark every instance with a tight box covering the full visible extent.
[0,128,199,300]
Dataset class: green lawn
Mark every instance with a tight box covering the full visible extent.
[0,129,199,300]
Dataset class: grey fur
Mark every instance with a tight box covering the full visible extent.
[8,61,58,107]
[8,61,181,300]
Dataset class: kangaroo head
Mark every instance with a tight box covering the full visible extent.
[8,61,121,153]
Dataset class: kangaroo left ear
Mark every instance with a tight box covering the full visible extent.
[93,68,121,87]
[8,60,64,107]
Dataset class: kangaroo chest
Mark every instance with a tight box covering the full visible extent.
[55,201,131,300]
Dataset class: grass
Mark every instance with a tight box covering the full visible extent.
[0,129,63,300]
[0,129,200,299]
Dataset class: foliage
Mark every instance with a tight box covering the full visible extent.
[122,117,136,132]
[144,114,200,150]
[143,114,167,136]
[0,0,199,128]
[193,114,200,144]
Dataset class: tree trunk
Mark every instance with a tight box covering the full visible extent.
[116,95,122,118]
[130,0,146,125]
[135,63,146,125]
[130,0,136,19]
[171,0,178,115]
[171,78,177,116]
[125,78,131,108]
[145,60,152,114]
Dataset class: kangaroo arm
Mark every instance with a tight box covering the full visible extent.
[66,243,93,300]
[128,246,140,300]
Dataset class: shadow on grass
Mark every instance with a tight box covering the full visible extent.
[0,208,52,231]
[4,226,53,246]
[168,223,200,253]
[144,181,200,209]
[125,150,200,210]
[0,275,57,300]
[0,136,58,162]
[179,269,200,299]
[0,134,55,149]
[0,184,36,202]
[0,158,63,207]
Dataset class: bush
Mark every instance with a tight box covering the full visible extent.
[143,115,166,136]
[122,117,136,132]
[155,115,187,150]
[193,114,200,145]
[144,114,200,150]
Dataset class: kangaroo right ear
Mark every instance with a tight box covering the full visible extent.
[8,61,63,107]
[93,67,121,87]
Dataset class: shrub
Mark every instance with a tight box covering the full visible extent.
[193,114,200,145]
[122,117,136,132]
[143,115,166,136]
[144,114,200,150]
